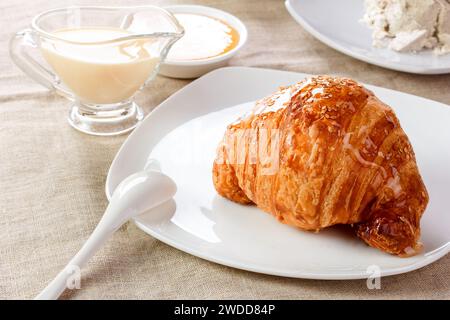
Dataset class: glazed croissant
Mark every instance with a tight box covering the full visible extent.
[212,76,428,256]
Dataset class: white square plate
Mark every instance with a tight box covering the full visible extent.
[285,0,450,74]
[106,67,449,279]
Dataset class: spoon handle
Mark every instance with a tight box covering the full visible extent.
[35,218,114,300]
[34,170,176,300]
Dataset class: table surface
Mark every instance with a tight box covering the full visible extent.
[1,0,449,300]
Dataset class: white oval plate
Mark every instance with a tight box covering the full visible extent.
[106,67,450,279]
[285,0,450,75]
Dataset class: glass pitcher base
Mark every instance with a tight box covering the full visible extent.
[68,101,144,136]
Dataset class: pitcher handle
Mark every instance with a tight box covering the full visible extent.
[9,29,73,99]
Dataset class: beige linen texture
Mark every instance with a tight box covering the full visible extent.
[0,0,449,300]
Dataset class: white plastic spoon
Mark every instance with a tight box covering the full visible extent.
[35,169,177,300]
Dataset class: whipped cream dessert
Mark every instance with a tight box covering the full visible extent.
[362,0,450,54]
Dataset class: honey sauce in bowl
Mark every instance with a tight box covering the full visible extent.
[166,13,240,61]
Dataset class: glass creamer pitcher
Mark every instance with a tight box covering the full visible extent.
[10,6,184,136]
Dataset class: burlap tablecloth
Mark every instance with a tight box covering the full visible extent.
[1,0,449,300]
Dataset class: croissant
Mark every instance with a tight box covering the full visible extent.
[212,76,429,256]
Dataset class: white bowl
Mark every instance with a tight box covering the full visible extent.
[159,5,248,79]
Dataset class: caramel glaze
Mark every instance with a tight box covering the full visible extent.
[212,76,429,256]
